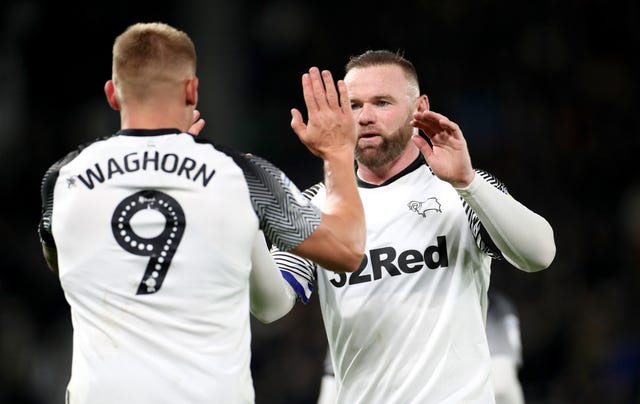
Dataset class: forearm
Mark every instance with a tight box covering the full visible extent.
[293,147,365,272]
[456,174,556,272]
[250,232,296,323]
[322,147,366,253]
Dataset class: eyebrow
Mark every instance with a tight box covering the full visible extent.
[350,94,396,103]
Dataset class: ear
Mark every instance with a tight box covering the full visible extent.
[104,80,120,110]
[186,77,199,106]
[416,94,429,112]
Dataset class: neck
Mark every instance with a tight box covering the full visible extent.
[356,145,420,185]
[119,103,193,133]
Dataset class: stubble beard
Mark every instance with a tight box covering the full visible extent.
[355,125,413,169]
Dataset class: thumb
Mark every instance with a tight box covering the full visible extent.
[290,108,306,137]
[411,134,433,160]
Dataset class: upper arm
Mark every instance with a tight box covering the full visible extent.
[39,155,69,275]
[231,152,322,252]
[231,152,362,272]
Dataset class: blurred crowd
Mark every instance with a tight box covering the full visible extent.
[1,0,638,403]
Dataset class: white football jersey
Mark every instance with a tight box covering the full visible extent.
[274,156,508,404]
[38,129,321,404]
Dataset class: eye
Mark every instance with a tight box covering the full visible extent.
[376,100,390,107]
[350,102,362,110]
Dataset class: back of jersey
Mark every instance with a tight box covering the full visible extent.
[43,130,259,404]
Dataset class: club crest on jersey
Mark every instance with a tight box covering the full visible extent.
[281,172,309,206]
[408,197,442,218]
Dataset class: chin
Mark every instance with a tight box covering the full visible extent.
[355,149,382,167]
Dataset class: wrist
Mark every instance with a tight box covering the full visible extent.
[452,170,476,190]
[322,146,355,166]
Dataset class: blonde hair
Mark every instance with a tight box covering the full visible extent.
[112,22,197,102]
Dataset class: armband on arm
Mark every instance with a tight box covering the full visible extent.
[249,231,296,323]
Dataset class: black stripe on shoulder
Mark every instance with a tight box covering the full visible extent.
[38,134,116,247]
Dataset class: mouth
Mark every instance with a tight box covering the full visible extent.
[358,131,380,140]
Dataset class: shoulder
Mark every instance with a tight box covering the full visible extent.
[190,140,285,183]
[190,136,248,160]
[41,135,114,189]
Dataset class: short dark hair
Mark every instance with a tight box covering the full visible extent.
[345,50,419,90]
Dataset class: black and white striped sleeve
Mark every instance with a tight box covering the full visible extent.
[460,169,508,259]
[38,149,82,249]
[457,169,556,272]
[230,153,322,252]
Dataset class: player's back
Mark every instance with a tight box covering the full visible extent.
[43,129,259,403]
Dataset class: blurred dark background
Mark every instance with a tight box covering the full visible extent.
[1,0,638,403]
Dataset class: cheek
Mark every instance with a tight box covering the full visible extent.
[385,110,412,130]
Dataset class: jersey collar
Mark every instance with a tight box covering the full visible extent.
[116,128,182,137]
[357,154,426,188]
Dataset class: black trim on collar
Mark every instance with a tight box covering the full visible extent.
[117,128,182,137]
[357,154,427,188]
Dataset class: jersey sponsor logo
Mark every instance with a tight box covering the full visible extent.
[407,197,442,218]
[75,151,216,190]
[329,236,448,287]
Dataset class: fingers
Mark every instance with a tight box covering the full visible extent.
[412,111,461,138]
[290,108,306,137]
[411,117,441,137]
[301,72,318,114]
[189,118,205,136]
[322,70,339,108]
[411,134,434,159]
[309,67,329,110]
[302,67,342,113]
[188,109,205,135]
[337,80,350,113]
[292,66,348,139]
[291,66,355,159]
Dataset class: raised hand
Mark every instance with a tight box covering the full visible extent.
[290,67,356,159]
[410,110,475,188]
[287,67,365,273]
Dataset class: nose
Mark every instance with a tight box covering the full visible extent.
[357,103,375,125]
